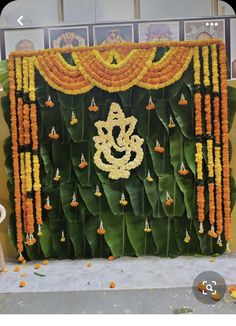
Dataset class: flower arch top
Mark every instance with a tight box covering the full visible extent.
[9,39,225,95]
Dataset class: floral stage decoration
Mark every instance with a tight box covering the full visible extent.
[0,39,236,261]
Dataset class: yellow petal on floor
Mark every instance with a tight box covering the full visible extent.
[13,266,20,272]
[86,262,92,268]
[231,291,236,300]
[34,263,41,269]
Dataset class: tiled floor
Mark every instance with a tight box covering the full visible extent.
[0,253,236,313]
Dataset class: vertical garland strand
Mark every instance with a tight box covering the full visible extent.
[9,55,24,262]
[218,44,231,252]
[202,46,216,238]
[29,57,43,236]
[22,57,36,246]
[15,57,27,234]
[193,47,205,234]
[211,44,224,246]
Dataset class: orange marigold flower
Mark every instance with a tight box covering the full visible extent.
[178,94,188,106]
[97,227,106,235]
[178,168,189,176]
[19,281,26,288]
[146,96,155,110]
[70,201,80,207]
[45,95,54,108]
[78,161,88,169]
[109,281,116,289]
[154,146,165,153]
[108,255,116,261]
[44,203,52,210]
[165,198,174,206]
[228,285,236,293]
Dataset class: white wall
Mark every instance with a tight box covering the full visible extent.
[140,0,213,20]
[64,0,135,23]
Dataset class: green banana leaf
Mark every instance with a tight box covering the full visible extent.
[146,137,173,176]
[184,139,196,176]
[1,96,11,128]
[169,83,194,139]
[158,174,185,217]
[124,176,152,217]
[150,217,180,258]
[84,213,111,258]
[3,137,14,183]
[77,184,100,216]
[173,216,201,255]
[52,142,71,182]
[169,125,196,219]
[101,210,135,257]
[154,100,171,132]
[144,178,165,218]
[71,141,97,186]
[40,219,53,258]
[125,213,157,256]
[0,60,9,93]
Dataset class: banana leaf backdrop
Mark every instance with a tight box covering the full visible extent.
[0,45,236,260]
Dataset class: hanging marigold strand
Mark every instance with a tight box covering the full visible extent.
[9,55,24,259]
[211,45,223,243]
[29,56,43,231]
[193,47,205,233]
[15,57,28,236]
[219,44,231,251]
[202,46,216,238]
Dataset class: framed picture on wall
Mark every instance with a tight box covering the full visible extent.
[93,24,134,46]
[230,18,236,79]
[49,26,89,48]
[184,19,225,41]
[138,21,179,42]
[4,28,44,58]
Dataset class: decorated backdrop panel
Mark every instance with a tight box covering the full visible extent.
[1,40,236,262]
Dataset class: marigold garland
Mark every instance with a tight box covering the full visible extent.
[211,45,223,243]
[193,46,205,231]
[9,55,24,258]
[219,44,231,249]
[202,46,216,237]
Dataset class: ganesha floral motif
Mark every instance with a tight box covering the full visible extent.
[93,102,144,179]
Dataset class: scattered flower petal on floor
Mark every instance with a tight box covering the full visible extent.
[228,285,236,293]
[86,262,92,268]
[109,281,116,289]
[108,256,116,261]
[19,281,26,287]
[14,266,21,272]
[231,291,236,300]
[34,263,41,269]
